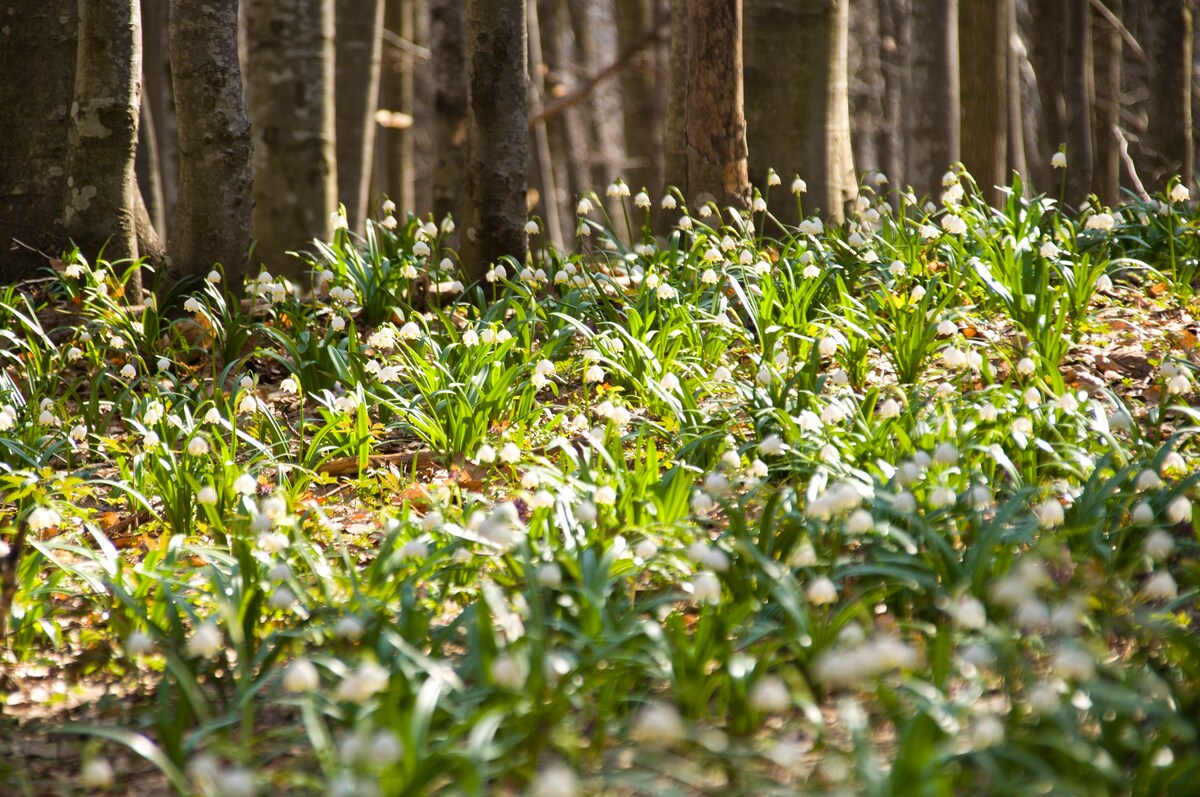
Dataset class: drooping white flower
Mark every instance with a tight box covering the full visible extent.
[186,621,223,658]
[283,658,320,692]
[1051,151,1067,169]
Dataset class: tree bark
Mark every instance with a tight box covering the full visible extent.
[1092,0,1123,205]
[462,0,530,282]
[245,0,338,284]
[380,0,416,215]
[1028,0,1066,190]
[142,0,178,236]
[136,94,165,237]
[878,0,909,191]
[849,0,883,174]
[168,0,253,288]
[907,0,959,200]
[0,0,77,280]
[527,0,564,249]
[663,0,688,199]
[746,0,855,222]
[959,0,1008,200]
[335,0,385,231]
[1063,0,1094,206]
[1005,0,1028,187]
[615,0,662,194]
[1143,0,1194,187]
[541,0,585,243]
[64,0,142,264]
[686,0,750,210]
[431,0,469,226]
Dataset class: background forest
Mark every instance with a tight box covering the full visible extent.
[2,0,1198,290]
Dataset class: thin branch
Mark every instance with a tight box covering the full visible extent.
[1089,0,1146,63]
[1112,124,1151,201]
[528,19,667,130]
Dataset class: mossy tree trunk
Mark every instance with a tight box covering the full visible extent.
[0,0,78,281]
[431,0,468,226]
[64,0,142,266]
[461,0,529,283]
[168,0,253,288]
[245,0,338,284]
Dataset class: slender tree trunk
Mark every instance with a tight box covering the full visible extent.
[746,0,854,222]
[65,0,142,264]
[431,0,468,226]
[1028,0,1066,189]
[849,0,883,174]
[136,95,165,237]
[0,0,77,280]
[615,0,661,194]
[663,0,688,200]
[168,0,253,288]
[381,0,416,214]
[907,0,959,199]
[1144,0,1194,187]
[142,0,177,236]
[541,0,584,243]
[1093,0,1123,205]
[245,0,337,284]
[686,0,750,210]
[1006,0,1028,186]
[527,0,564,249]
[335,0,386,231]
[878,0,909,190]
[462,0,529,282]
[1063,0,1094,206]
[960,0,1008,200]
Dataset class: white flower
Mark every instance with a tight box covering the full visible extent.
[476,444,497,464]
[491,652,528,690]
[749,674,790,713]
[335,616,366,640]
[233,473,257,495]
[631,702,686,747]
[81,758,116,789]
[120,363,136,380]
[204,407,222,425]
[1035,498,1065,528]
[700,268,719,285]
[660,194,677,210]
[1085,212,1115,232]
[1132,500,1155,525]
[412,240,431,257]
[941,215,968,236]
[1039,240,1060,259]
[197,486,219,505]
[1170,183,1190,202]
[27,506,62,532]
[877,398,901,419]
[186,621,223,658]
[791,177,807,194]
[187,436,210,456]
[330,316,346,332]
[909,284,927,301]
[335,661,389,702]
[712,365,732,383]
[752,196,767,213]
[532,764,579,797]
[576,197,593,215]
[283,658,320,692]
[919,224,939,241]
[759,434,785,456]
[584,364,605,383]
[1051,151,1067,169]
[634,191,651,209]
[947,594,987,629]
[929,486,956,508]
[594,485,617,505]
[499,442,521,464]
[184,297,202,313]
[525,219,540,235]
[1166,495,1191,524]
[806,576,838,605]
[1144,529,1176,560]
[690,571,721,603]
[1142,570,1178,601]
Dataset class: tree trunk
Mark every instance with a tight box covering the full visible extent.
[849,0,883,175]
[168,0,253,288]
[528,0,564,249]
[960,0,1008,200]
[381,0,416,215]
[1144,0,1194,187]
[142,0,178,236]
[64,0,142,264]
[878,0,909,191]
[0,0,77,280]
[136,94,165,237]
[245,0,337,284]
[1028,0,1066,190]
[1092,0,1123,205]
[907,0,959,200]
[615,0,661,194]
[431,0,469,226]
[687,0,750,210]
[541,0,585,243]
[462,0,529,282]
[1005,0,1028,186]
[335,0,385,231]
[663,0,688,199]
[746,0,854,222]
[1063,0,1094,206]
